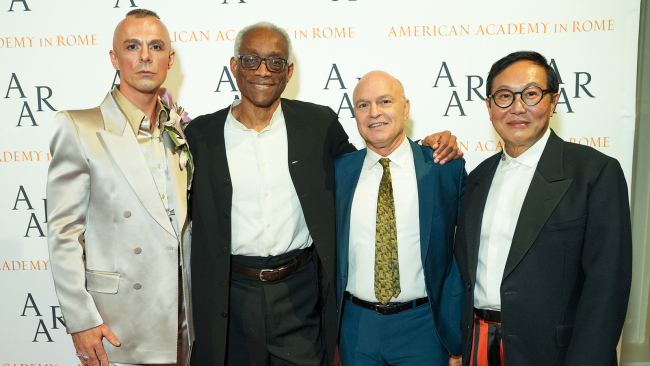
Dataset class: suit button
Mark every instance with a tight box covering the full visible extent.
[301,193,309,198]
[134,247,142,254]
[311,225,319,230]
[221,279,228,286]
[223,213,230,219]
[124,211,131,218]
[221,247,228,253]
[467,284,471,291]
[223,178,230,186]
[133,283,142,290]
[221,311,228,318]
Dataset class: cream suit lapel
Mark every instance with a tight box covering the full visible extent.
[163,131,188,234]
[96,92,176,238]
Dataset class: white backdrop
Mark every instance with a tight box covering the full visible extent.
[0,0,641,364]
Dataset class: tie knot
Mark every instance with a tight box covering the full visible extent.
[379,158,391,169]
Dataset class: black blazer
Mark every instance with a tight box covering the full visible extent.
[185,99,356,366]
[454,130,632,366]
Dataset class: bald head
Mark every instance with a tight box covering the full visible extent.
[353,70,406,103]
[353,71,410,156]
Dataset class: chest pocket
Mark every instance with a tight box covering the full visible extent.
[545,215,587,232]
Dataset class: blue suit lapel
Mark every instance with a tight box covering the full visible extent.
[410,139,435,264]
[337,149,366,290]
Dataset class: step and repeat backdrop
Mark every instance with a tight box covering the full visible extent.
[0,0,641,364]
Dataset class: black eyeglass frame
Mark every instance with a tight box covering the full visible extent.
[238,54,289,73]
[488,86,553,108]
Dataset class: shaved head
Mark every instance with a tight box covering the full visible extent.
[353,70,410,156]
[112,14,171,51]
[354,70,406,104]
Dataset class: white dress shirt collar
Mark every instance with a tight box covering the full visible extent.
[500,128,551,170]
[363,135,410,170]
[227,99,283,133]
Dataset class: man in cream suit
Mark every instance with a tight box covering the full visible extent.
[47,9,192,366]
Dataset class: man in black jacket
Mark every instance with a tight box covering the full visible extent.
[454,51,632,366]
[186,21,461,366]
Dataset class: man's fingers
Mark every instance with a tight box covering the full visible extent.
[78,347,95,366]
[425,132,442,149]
[97,346,110,366]
[436,145,456,164]
[101,326,121,347]
[435,133,464,163]
[449,355,462,366]
[74,346,89,366]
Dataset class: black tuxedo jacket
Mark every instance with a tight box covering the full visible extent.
[455,130,632,366]
[185,99,356,366]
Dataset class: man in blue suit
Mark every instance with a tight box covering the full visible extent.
[335,71,466,366]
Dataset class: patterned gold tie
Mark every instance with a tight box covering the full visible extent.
[375,158,400,305]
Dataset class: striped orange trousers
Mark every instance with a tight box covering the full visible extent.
[469,313,504,366]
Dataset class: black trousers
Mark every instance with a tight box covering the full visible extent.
[226,248,326,366]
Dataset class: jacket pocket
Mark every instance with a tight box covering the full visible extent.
[545,215,587,232]
[85,269,120,294]
[555,324,574,347]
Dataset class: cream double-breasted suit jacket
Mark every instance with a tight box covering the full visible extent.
[46,91,193,364]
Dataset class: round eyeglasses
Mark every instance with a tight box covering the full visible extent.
[488,86,552,108]
[238,54,288,73]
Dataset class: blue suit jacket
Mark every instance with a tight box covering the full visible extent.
[335,139,466,356]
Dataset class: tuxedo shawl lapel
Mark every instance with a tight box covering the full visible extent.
[502,131,572,280]
[465,154,500,285]
[96,92,176,238]
[411,140,435,264]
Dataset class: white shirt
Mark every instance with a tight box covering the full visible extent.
[225,100,312,256]
[474,128,551,310]
[347,137,427,303]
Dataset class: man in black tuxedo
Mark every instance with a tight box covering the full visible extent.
[186,21,461,366]
[454,51,632,366]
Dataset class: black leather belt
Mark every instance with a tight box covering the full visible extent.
[474,308,501,323]
[231,249,312,281]
[344,292,429,315]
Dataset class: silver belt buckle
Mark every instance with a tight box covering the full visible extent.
[259,269,274,281]
[375,304,392,315]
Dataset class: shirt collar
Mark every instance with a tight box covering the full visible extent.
[112,87,167,134]
[362,136,410,170]
[500,128,551,169]
[226,99,283,133]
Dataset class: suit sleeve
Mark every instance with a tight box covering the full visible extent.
[47,111,104,334]
[327,116,357,159]
[564,158,632,365]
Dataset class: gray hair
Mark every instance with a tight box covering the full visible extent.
[234,21,294,66]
